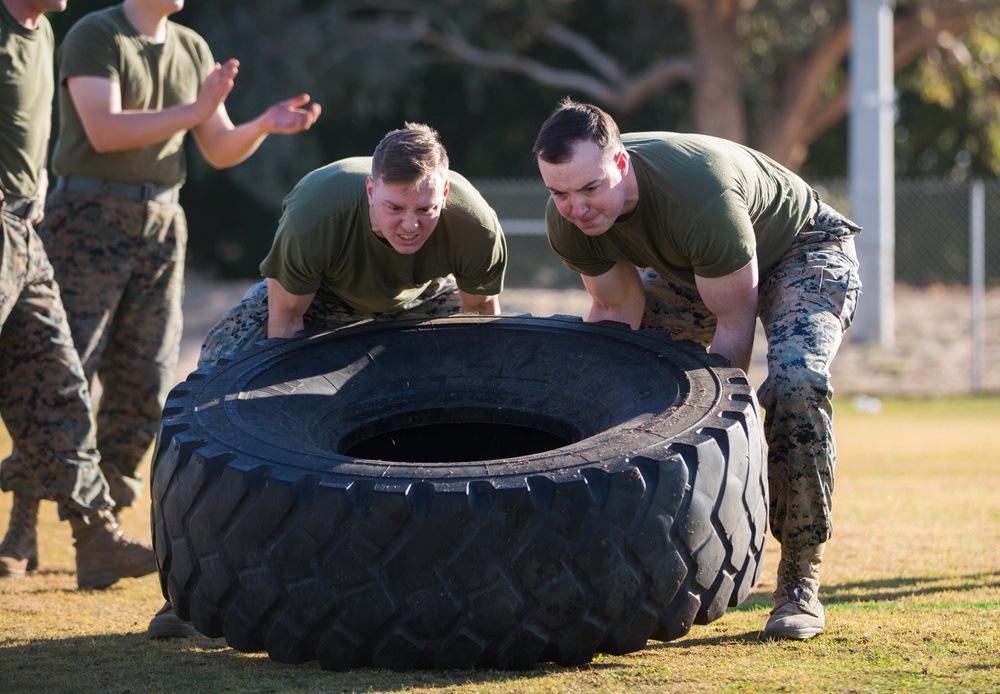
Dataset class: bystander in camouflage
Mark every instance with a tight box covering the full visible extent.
[0,0,157,590]
[32,0,318,604]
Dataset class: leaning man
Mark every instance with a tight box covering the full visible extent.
[149,122,507,637]
[533,99,862,640]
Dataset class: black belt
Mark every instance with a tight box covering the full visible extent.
[1,195,41,220]
[55,175,180,204]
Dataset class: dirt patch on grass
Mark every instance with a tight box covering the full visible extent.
[178,275,1000,398]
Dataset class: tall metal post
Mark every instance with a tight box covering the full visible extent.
[970,180,985,392]
[849,0,895,346]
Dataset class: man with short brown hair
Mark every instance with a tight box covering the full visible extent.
[533,99,862,640]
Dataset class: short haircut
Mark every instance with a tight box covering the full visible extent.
[533,98,623,164]
[371,123,449,186]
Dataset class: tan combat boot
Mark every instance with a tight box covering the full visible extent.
[147,600,198,639]
[0,493,40,578]
[763,542,826,640]
[69,509,157,590]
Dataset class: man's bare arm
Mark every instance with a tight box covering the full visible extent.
[581,261,645,329]
[266,278,316,339]
[459,291,501,316]
[695,259,759,372]
[192,93,320,169]
[66,60,237,153]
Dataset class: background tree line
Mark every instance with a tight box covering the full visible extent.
[49,0,1000,279]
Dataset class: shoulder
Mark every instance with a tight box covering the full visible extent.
[36,14,53,43]
[280,158,370,232]
[290,157,370,201]
[167,20,212,54]
[63,6,122,40]
[59,6,129,60]
[441,170,501,231]
[625,131,730,164]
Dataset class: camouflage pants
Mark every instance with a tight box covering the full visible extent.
[642,198,862,548]
[0,210,111,519]
[39,191,187,508]
[200,276,464,367]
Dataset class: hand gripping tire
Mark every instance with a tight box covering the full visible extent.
[150,314,767,670]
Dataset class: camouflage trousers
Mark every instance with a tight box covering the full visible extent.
[200,276,464,367]
[38,191,187,509]
[641,197,862,548]
[0,210,111,519]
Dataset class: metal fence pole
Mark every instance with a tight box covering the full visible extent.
[848,0,895,347]
[970,180,985,392]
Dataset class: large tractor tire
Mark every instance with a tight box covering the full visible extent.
[150,314,767,670]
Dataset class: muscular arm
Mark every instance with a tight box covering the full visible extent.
[192,93,320,169]
[581,261,645,329]
[459,291,501,316]
[68,59,320,169]
[266,278,316,339]
[695,259,759,372]
[66,59,237,153]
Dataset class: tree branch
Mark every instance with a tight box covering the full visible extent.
[538,22,626,84]
[758,1,990,167]
[355,12,694,112]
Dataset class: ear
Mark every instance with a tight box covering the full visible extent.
[614,150,629,174]
[365,176,375,203]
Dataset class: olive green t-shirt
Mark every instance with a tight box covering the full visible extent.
[260,158,507,313]
[51,5,214,187]
[0,5,53,198]
[546,132,814,289]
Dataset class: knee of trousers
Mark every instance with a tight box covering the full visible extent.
[759,364,833,414]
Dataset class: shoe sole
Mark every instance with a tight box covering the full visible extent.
[77,564,157,590]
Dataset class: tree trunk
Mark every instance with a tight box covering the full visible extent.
[681,0,747,143]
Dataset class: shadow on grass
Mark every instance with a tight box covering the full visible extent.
[737,571,1000,611]
[1,631,586,692]
[5,572,997,690]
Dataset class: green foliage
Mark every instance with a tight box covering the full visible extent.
[895,12,1000,179]
[43,1,1000,277]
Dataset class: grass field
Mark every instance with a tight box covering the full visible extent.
[1,396,998,693]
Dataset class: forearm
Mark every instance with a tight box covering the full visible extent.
[196,117,268,169]
[709,320,756,372]
[267,309,305,340]
[194,95,320,169]
[266,278,312,339]
[696,259,760,372]
[582,264,646,329]
[459,291,501,316]
[587,300,643,329]
[82,104,206,153]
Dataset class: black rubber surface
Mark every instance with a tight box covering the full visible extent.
[150,314,767,670]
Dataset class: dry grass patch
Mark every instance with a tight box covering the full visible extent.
[1,396,998,693]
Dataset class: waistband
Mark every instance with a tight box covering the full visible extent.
[55,175,180,204]
[1,195,41,220]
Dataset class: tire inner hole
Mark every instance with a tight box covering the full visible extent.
[340,408,579,463]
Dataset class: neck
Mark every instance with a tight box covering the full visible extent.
[3,0,43,29]
[620,163,640,218]
[122,0,172,41]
